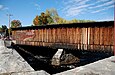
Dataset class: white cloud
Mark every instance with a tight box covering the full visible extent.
[91,5,114,13]
[63,0,80,5]
[0,5,4,10]
[62,0,114,17]
[89,0,114,9]
[62,0,91,17]
[63,4,89,17]
[63,0,90,5]
[34,4,39,7]
[34,4,40,10]
[0,5,9,10]
[97,16,114,21]
[62,0,90,10]
[2,7,9,10]
[78,0,90,5]
[65,9,84,17]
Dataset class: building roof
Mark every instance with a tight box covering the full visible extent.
[12,21,114,31]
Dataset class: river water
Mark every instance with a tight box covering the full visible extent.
[13,45,113,74]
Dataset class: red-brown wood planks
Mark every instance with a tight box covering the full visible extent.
[12,24,113,52]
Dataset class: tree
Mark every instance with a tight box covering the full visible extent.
[33,13,47,26]
[34,8,96,25]
[45,9,51,17]
[33,15,41,26]
[11,20,22,28]
[49,8,59,17]
[45,8,59,23]
[78,20,95,23]
[1,25,8,37]
[33,8,95,26]
[47,15,54,24]
[41,12,48,25]
[2,25,7,32]
[69,19,78,23]
[0,27,2,32]
[33,12,54,26]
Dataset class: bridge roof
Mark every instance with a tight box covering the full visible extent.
[12,21,114,30]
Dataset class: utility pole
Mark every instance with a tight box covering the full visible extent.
[7,14,13,37]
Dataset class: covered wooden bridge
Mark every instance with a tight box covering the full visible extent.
[12,21,114,52]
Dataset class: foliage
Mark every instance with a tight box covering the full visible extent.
[33,14,47,26]
[0,25,9,36]
[47,16,54,24]
[11,20,22,28]
[45,9,51,16]
[49,8,59,17]
[45,8,95,24]
[33,8,95,26]
[78,20,95,23]
[70,19,78,23]
[33,12,54,26]
[41,12,48,24]
[33,15,41,26]
[0,27,2,32]
[2,25,7,32]
[46,8,59,23]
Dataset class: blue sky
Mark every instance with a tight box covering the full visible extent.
[0,0,114,27]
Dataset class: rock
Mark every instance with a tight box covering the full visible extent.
[51,49,63,66]
[0,39,50,75]
[0,70,50,75]
[60,53,80,65]
[10,70,50,75]
[54,56,115,75]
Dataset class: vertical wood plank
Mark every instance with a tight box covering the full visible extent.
[52,28,55,43]
[50,28,53,43]
[87,28,90,50]
[69,28,72,44]
[61,28,63,43]
[89,28,93,50]
[75,28,77,44]
[63,28,67,43]
[46,29,48,42]
[44,28,46,42]
[94,27,100,50]
[48,28,51,43]
[66,28,69,43]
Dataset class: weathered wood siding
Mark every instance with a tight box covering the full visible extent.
[12,21,114,52]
